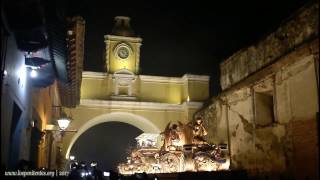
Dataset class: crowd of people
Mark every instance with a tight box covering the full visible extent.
[67,161,103,180]
[67,161,158,180]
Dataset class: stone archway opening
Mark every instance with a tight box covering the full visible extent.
[69,121,143,171]
[64,112,161,166]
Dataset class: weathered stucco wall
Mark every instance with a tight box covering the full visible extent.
[220,3,319,90]
[199,51,318,177]
[198,2,319,179]
[196,99,228,145]
[200,88,289,174]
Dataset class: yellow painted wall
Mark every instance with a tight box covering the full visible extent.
[81,77,113,99]
[139,81,183,104]
[187,80,209,101]
[80,74,209,104]
[63,72,209,159]
[32,82,58,168]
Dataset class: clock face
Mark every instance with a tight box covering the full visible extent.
[117,47,129,59]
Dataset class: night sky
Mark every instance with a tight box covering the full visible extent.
[67,0,311,96]
[65,0,311,172]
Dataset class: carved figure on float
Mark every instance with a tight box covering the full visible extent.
[161,122,193,152]
[118,117,229,174]
[192,117,208,145]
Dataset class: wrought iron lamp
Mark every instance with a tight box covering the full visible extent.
[57,118,71,131]
[45,106,77,170]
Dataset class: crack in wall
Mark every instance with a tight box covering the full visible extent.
[229,107,254,134]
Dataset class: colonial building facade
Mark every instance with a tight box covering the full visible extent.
[62,16,209,160]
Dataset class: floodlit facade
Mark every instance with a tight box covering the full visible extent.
[62,16,210,161]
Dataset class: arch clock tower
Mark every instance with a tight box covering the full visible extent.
[62,16,209,162]
[104,16,142,74]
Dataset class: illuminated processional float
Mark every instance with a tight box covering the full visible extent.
[118,117,230,174]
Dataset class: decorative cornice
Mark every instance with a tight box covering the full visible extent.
[81,99,183,111]
[58,16,85,108]
[139,75,183,84]
[104,35,142,43]
[114,69,135,75]
[182,101,204,109]
[136,43,141,74]
[80,99,203,111]
[182,74,210,82]
[82,71,107,79]
[105,41,110,72]
[140,74,209,84]
[82,72,209,84]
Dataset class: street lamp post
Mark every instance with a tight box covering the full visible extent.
[55,117,77,170]
[45,107,77,170]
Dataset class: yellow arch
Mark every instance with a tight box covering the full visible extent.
[65,112,161,159]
